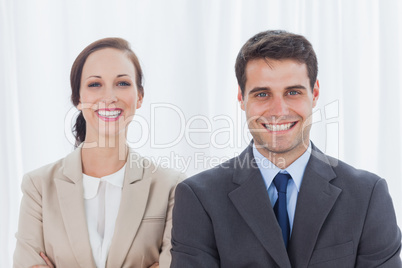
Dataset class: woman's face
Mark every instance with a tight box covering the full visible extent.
[77,48,143,143]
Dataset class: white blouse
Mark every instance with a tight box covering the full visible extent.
[82,165,126,268]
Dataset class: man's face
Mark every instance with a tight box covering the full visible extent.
[238,58,319,164]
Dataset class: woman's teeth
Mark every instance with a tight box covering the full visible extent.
[97,110,122,118]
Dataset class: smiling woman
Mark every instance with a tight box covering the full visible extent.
[13,38,185,268]
[76,47,143,165]
[70,38,145,149]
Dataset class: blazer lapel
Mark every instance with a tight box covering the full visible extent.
[106,150,151,268]
[228,145,292,268]
[288,145,341,268]
[55,147,96,268]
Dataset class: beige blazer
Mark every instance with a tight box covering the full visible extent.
[13,147,185,268]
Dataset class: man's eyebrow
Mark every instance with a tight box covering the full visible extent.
[286,85,307,90]
[248,87,270,95]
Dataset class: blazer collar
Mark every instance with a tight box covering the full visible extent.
[106,148,151,267]
[231,142,258,185]
[62,145,84,183]
[229,142,292,268]
[56,146,96,268]
[287,144,341,268]
[62,146,143,183]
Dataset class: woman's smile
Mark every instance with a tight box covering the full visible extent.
[96,108,123,121]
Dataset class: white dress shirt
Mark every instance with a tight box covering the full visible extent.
[83,165,126,268]
[253,142,311,234]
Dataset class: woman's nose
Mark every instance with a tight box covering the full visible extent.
[101,88,117,106]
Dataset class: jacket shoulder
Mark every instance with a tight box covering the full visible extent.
[181,154,240,189]
[326,155,382,186]
[129,151,186,186]
[311,151,386,199]
[23,156,66,183]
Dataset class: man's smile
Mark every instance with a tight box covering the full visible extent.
[262,122,297,132]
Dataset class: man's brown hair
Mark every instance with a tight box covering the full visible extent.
[235,30,318,96]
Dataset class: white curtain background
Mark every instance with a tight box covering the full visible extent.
[1,0,402,266]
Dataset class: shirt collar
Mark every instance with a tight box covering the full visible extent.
[82,164,126,199]
[253,142,311,192]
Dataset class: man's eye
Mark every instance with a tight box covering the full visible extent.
[118,81,131,86]
[257,92,267,97]
[288,91,299,96]
[88,83,101,87]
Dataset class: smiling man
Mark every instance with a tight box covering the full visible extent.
[241,57,319,167]
[171,30,401,267]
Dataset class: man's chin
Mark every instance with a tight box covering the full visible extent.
[264,146,293,155]
[254,140,302,154]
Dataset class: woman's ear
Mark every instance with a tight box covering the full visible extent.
[137,91,144,109]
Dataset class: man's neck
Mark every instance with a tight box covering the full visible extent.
[256,143,310,169]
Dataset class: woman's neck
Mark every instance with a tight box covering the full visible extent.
[80,139,128,178]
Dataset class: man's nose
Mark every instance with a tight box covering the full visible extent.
[269,96,289,117]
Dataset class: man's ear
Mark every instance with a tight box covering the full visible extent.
[237,86,245,111]
[312,80,320,108]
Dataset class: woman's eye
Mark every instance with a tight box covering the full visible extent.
[88,82,101,87]
[118,81,131,86]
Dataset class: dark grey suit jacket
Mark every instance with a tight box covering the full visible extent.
[171,143,401,267]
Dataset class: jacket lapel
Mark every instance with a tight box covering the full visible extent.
[106,150,151,268]
[288,145,341,268]
[55,147,96,268]
[228,145,292,268]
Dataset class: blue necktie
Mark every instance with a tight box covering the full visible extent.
[273,172,291,248]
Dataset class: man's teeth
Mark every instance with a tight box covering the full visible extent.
[264,123,294,131]
[97,110,122,118]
